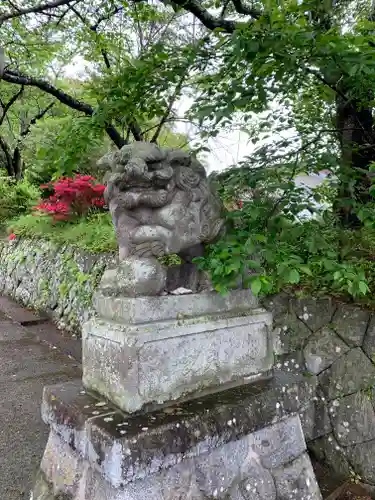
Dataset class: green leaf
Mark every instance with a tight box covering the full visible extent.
[247,259,262,269]
[254,234,267,242]
[299,265,312,276]
[288,269,300,284]
[251,278,262,296]
[333,271,342,281]
[248,41,259,53]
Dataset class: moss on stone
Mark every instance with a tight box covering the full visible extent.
[58,282,69,298]
[0,238,116,335]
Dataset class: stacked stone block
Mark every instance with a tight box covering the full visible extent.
[264,294,375,490]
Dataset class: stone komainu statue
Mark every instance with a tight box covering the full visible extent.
[98,142,224,261]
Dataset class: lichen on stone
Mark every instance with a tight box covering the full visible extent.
[0,237,115,335]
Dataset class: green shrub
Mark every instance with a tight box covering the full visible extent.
[8,212,185,265]
[8,212,117,253]
[24,115,107,187]
[195,194,375,302]
[0,177,40,228]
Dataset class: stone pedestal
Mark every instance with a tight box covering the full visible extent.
[31,377,322,500]
[30,270,323,499]
[83,289,274,413]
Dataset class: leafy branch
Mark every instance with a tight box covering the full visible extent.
[68,3,144,141]
[0,0,75,23]
[0,87,55,178]
[151,70,188,143]
[20,102,55,137]
[1,68,127,148]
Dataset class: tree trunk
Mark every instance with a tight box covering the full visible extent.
[12,146,23,180]
[0,137,24,180]
[0,136,14,176]
[335,91,375,227]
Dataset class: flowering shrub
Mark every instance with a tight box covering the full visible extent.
[35,175,105,221]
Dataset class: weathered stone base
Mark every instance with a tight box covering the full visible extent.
[84,290,273,413]
[31,378,322,500]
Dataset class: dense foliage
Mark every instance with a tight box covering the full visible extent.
[2,0,375,301]
[195,182,375,300]
[0,177,40,226]
[0,0,194,182]
[8,212,117,253]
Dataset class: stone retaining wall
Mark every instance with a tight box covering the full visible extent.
[0,238,116,334]
[2,236,375,492]
[262,293,375,492]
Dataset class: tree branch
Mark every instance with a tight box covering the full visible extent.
[0,0,76,23]
[20,102,55,137]
[130,122,143,141]
[220,0,231,19]
[0,102,56,180]
[303,65,348,101]
[69,4,112,69]
[55,0,81,26]
[69,3,142,140]
[231,0,261,18]
[162,0,237,32]
[2,69,93,113]
[1,68,127,148]
[151,71,188,143]
[91,5,124,31]
[0,86,24,126]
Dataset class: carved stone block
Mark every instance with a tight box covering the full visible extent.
[83,290,273,413]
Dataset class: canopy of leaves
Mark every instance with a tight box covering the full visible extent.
[0,0,199,181]
[3,0,375,301]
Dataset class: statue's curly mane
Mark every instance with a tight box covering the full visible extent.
[100,142,223,259]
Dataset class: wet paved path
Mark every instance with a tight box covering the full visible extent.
[0,300,81,500]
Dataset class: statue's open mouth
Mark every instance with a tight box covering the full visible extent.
[126,183,154,190]
[124,178,171,191]
[124,184,169,192]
